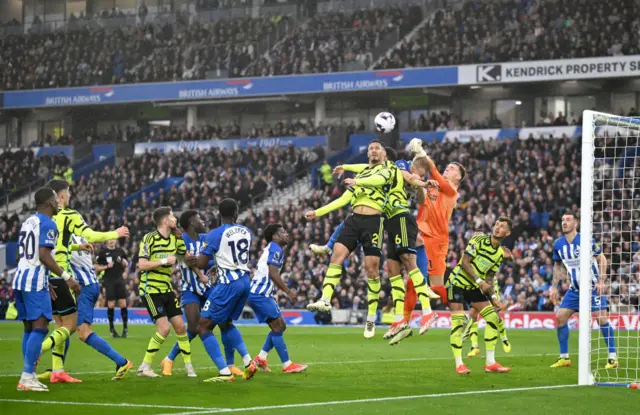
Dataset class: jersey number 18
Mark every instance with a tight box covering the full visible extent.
[228,238,249,264]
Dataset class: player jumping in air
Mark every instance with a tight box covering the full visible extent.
[331,148,439,343]
[448,217,512,375]
[38,179,129,383]
[305,140,392,339]
[549,212,618,369]
[250,224,308,373]
[136,207,195,378]
[188,198,258,382]
[404,139,466,328]
[14,188,78,392]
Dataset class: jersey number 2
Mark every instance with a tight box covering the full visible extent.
[228,238,249,264]
[18,231,36,260]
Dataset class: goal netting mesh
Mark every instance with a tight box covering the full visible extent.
[581,110,640,386]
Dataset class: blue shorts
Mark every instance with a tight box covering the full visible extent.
[181,289,211,308]
[560,289,607,312]
[77,283,100,325]
[201,277,250,325]
[248,294,282,323]
[14,289,52,322]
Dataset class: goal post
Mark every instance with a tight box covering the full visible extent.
[580,109,640,387]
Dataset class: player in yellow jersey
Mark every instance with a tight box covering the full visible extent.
[448,217,512,375]
[136,207,195,377]
[305,140,391,338]
[37,180,129,383]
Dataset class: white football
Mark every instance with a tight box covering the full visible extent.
[374,112,396,133]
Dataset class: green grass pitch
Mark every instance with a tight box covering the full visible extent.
[0,323,635,414]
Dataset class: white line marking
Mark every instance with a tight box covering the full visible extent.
[0,353,553,378]
[159,384,579,415]
[0,399,217,410]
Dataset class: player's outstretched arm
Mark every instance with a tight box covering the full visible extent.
[311,190,353,218]
[401,170,428,188]
[76,214,129,242]
[341,164,368,173]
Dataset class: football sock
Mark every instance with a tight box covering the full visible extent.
[121,308,128,329]
[260,332,274,357]
[52,340,65,372]
[416,245,429,285]
[271,331,290,365]
[167,330,197,362]
[470,321,479,348]
[497,317,508,340]
[557,323,569,356]
[25,328,48,374]
[200,332,227,371]
[409,268,431,311]
[85,332,127,367]
[177,333,192,364]
[21,329,32,360]
[450,313,465,366]
[366,277,381,321]
[481,305,499,356]
[41,327,70,353]
[600,322,616,353]
[108,308,115,331]
[143,332,165,365]
[321,263,342,302]
[403,278,417,322]
[389,275,405,321]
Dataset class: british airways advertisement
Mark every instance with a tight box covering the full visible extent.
[0,66,458,109]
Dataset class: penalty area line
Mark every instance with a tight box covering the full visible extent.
[159,384,579,415]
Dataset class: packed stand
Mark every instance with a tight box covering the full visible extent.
[244,6,423,76]
[0,149,70,198]
[376,0,640,70]
[0,14,293,90]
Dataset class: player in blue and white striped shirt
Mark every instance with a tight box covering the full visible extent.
[550,212,618,369]
[13,187,77,392]
[69,235,132,379]
[188,199,257,382]
[250,224,307,374]
[162,210,218,376]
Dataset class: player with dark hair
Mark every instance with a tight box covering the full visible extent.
[37,179,128,383]
[137,207,195,377]
[96,239,129,338]
[14,187,77,391]
[448,217,512,375]
[188,198,257,382]
[250,224,307,373]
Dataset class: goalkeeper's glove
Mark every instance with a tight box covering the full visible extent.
[409,138,427,158]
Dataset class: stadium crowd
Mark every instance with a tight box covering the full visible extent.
[377,0,640,69]
[2,134,640,314]
[0,149,70,198]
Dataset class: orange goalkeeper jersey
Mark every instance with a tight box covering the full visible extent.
[416,165,458,242]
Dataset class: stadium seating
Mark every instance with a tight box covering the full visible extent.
[376,0,640,69]
[0,149,70,199]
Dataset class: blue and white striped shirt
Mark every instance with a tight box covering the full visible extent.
[69,235,99,286]
[12,213,58,292]
[250,242,285,297]
[179,233,211,295]
[202,224,252,284]
[552,232,601,292]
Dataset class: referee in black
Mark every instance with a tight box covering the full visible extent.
[96,239,129,338]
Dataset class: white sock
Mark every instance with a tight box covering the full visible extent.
[53,369,64,374]
[242,354,252,367]
[486,349,496,365]
[220,367,231,376]
[258,350,268,360]
[455,356,463,367]
[609,352,617,360]
[282,360,292,369]
[366,315,376,323]
[394,314,404,322]
[185,362,193,368]
[20,372,32,381]
[422,305,432,315]
[320,297,330,303]
[560,353,569,359]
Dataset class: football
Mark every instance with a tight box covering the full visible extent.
[374,112,396,133]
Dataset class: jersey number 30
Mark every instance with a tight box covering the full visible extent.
[18,231,36,260]
[228,238,249,265]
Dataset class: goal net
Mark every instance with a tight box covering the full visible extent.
[580,110,640,386]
